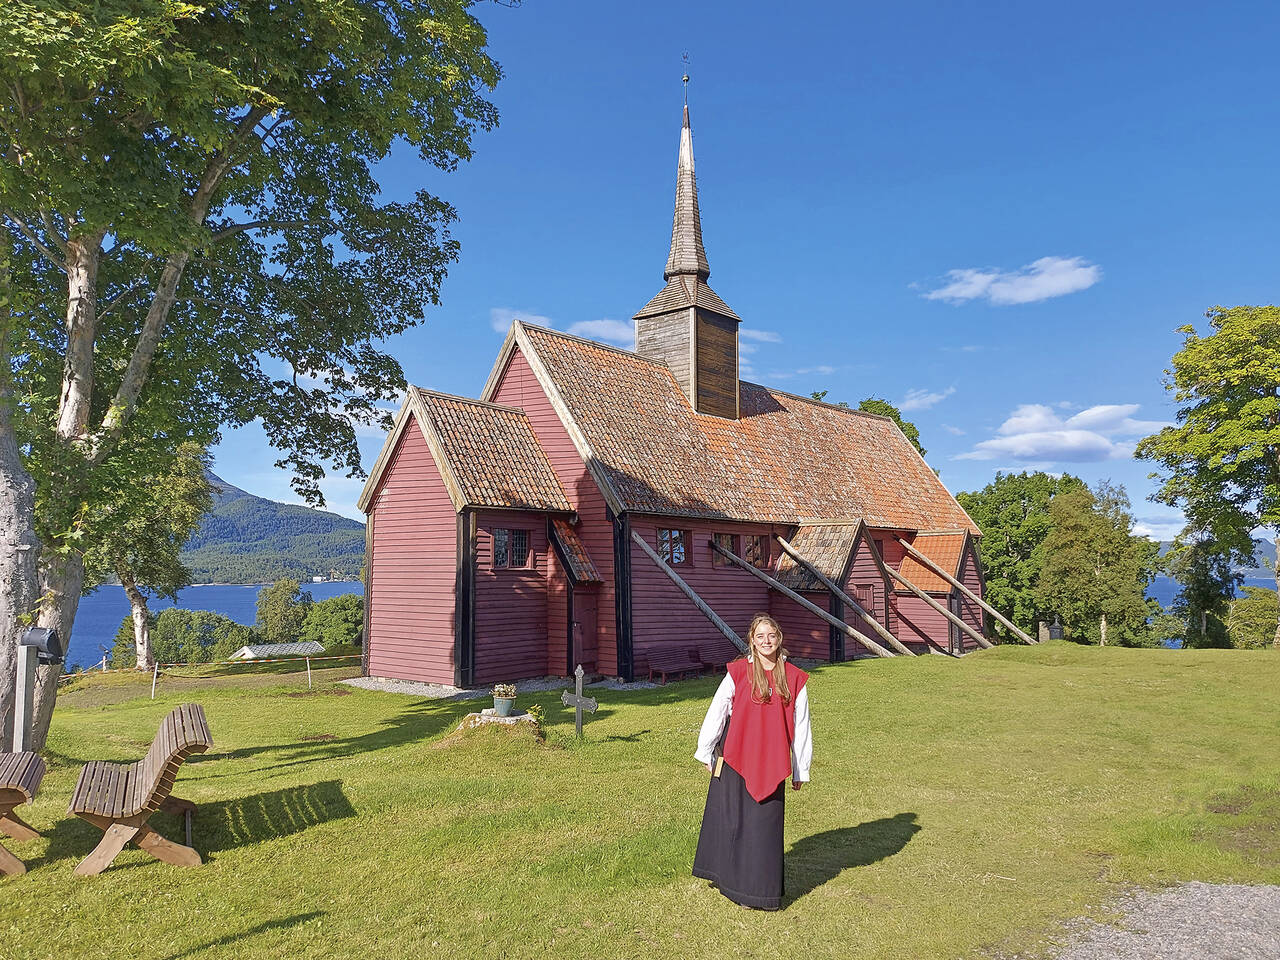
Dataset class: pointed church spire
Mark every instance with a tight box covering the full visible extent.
[664,104,711,282]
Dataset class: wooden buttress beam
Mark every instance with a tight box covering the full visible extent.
[885,566,994,650]
[630,531,747,654]
[707,540,895,659]
[894,536,1037,644]
[774,536,916,657]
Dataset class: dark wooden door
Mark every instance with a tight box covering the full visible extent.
[948,593,963,655]
[572,588,599,674]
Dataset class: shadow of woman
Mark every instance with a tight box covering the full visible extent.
[784,812,921,903]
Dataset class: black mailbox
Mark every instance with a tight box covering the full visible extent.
[20,626,63,664]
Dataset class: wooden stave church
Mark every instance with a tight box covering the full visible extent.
[358,104,989,688]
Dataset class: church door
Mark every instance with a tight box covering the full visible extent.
[571,588,599,675]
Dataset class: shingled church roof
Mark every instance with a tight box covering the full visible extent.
[485,323,979,533]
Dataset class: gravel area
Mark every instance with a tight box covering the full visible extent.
[1046,883,1280,960]
[343,673,659,700]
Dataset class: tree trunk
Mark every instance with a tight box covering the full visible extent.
[29,554,83,750]
[118,564,153,669]
[0,361,41,751]
[1099,612,1108,646]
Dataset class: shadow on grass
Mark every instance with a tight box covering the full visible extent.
[32,781,357,869]
[154,911,326,960]
[785,812,921,904]
[203,779,356,853]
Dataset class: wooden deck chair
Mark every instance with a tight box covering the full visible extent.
[0,752,47,876]
[68,703,212,877]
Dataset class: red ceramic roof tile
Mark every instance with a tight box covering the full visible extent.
[550,518,603,583]
[416,389,573,513]
[521,326,978,532]
[775,523,862,592]
[897,532,966,593]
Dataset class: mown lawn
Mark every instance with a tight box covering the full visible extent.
[3,643,1279,960]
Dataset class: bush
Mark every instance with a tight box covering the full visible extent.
[152,608,256,664]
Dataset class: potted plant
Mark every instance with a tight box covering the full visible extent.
[492,683,517,717]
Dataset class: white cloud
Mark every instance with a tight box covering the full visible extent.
[740,328,782,343]
[942,424,966,436]
[740,343,758,355]
[956,402,1172,463]
[923,256,1101,306]
[566,318,634,347]
[1132,516,1187,541]
[899,386,956,411]
[490,307,555,334]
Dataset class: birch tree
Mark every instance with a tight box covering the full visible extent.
[1,0,501,748]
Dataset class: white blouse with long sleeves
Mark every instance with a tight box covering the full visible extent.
[693,670,812,783]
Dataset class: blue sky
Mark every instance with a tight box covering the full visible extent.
[212,1,1280,540]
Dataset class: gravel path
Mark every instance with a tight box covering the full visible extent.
[342,673,659,700]
[1049,882,1280,960]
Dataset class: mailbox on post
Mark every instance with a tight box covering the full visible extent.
[20,627,63,665]
[12,627,61,751]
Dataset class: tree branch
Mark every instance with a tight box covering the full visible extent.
[0,210,67,273]
[208,218,329,243]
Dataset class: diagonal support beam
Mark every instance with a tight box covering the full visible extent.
[894,536,1037,644]
[775,536,916,656]
[630,531,746,653]
[708,539,895,658]
[885,566,993,650]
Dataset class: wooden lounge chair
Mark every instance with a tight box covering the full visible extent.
[68,703,212,877]
[0,752,46,876]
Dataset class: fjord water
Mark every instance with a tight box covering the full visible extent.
[69,581,363,669]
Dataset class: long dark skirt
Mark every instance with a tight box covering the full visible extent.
[692,757,786,910]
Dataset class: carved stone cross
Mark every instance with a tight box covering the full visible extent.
[561,664,598,738]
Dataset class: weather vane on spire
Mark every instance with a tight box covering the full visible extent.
[682,52,690,104]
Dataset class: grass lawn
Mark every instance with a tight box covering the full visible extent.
[4,642,1279,960]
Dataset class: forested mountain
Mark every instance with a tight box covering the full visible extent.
[1157,539,1276,578]
[180,473,365,583]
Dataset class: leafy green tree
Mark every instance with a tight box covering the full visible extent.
[810,392,926,455]
[1164,533,1245,648]
[299,594,365,648]
[1226,586,1280,650]
[1136,305,1280,649]
[256,579,313,645]
[1,0,502,747]
[82,443,213,668]
[1037,482,1161,646]
[955,471,1087,640]
[151,608,255,665]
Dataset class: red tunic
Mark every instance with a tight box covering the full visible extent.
[721,658,809,802]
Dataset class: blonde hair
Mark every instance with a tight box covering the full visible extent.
[745,613,791,705]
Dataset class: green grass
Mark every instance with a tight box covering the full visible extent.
[4,643,1279,960]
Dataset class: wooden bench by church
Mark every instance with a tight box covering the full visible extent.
[0,752,46,876]
[647,648,702,684]
[68,703,212,877]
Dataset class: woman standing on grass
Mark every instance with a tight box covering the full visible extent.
[692,613,812,910]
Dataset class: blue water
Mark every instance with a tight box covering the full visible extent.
[69,581,363,670]
[1147,574,1273,609]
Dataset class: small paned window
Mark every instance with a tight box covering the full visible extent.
[494,528,530,568]
[744,535,767,568]
[712,533,739,566]
[658,528,687,565]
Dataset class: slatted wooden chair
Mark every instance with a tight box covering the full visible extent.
[0,751,47,876]
[68,703,212,877]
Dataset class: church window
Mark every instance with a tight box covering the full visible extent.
[658,528,687,565]
[712,533,738,566]
[744,535,768,568]
[494,528,531,568]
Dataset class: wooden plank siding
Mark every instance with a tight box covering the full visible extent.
[546,550,571,677]
[767,591,832,661]
[694,310,738,418]
[489,347,620,674]
[473,510,550,684]
[957,540,985,652]
[845,532,895,646]
[367,418,457,685]
[882,531,951,651]
[630,519,785,670]
[634,308,693,404]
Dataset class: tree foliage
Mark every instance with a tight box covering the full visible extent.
[1164,534,1244,648]
[256,578,312,645]
[111,608,253,667]
[1135,305,1280,647]
[1226,586,1280,650]
[955,471,1086,639]
[1037,482,1161,646]
[299,593,364,648]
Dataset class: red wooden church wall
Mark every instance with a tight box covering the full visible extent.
[367,418,457,685]
[957,543,985,651]
[473,509,551,684]
[490,349,620,674]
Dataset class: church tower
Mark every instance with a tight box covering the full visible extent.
[633,103,741,420]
